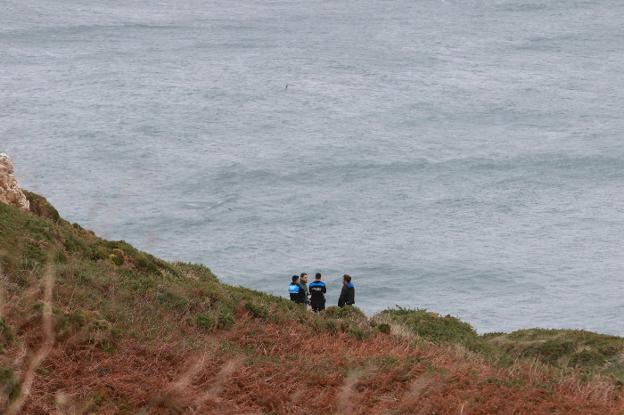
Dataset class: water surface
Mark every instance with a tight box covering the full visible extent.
[3,0,624,333]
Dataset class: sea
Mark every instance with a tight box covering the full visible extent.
[2,0,624,334]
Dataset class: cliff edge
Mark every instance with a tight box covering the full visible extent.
[0,154,30,212]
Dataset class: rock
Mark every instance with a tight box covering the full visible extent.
[0,153,30,211]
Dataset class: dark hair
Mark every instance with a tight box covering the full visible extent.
[343,274,351,283]
[292,275,300,282]
[315,273,322,279]
[300,272,308,278]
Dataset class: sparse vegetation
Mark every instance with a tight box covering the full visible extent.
[0,195,623,414]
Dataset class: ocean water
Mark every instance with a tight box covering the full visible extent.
[2,0,624,334]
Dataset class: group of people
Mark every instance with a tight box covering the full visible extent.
[288,272,355,311]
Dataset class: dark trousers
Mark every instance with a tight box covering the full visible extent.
[311,301,325,312]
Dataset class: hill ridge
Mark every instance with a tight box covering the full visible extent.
[0,192,623,414]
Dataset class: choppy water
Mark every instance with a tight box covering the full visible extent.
[3,0,624,334]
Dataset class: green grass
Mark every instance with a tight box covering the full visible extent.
[378,307,499,357]
[484,329,624,381]
[378,308,624,382]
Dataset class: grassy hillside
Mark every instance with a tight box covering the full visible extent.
[0,194,623,414]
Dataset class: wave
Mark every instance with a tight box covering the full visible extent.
[0,22,184,39]
[194,153,624,189]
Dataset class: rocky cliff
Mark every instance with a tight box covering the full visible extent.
[0,153,30,211]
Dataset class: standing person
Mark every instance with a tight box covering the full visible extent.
[300,273,310,307]
[308,272,327,312]
[289,275,306,304]
[338,274,355,308]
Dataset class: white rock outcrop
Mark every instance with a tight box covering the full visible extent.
[0,153,30,211]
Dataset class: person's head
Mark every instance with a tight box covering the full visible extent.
[343,274,351,284]
[300,273,308,283]
[315,272,322,281]
[292,275,300,283]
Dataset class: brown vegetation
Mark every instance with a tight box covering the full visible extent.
[1,197,624,414]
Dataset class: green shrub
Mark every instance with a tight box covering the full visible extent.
[522,340,576,365]
[196,314,214,330]
[487,329,624,379]
[377,323,391,334]
[570,350,606,368]
[0,367,18,401]
[244,301,269,320]
[109,249,125,266]
[56,310,87,339]
[156,291,188,311]
[348,326,368,341]
[0,319,14,351]
[379,307,496,356]
[380,308,477,343]
[324,305,367,321]
[217,308,235,330]
[22,241,46,268]
[325,319,338,335]
[134,254,160,274]
[64,234,89,255]
[89,245,108,261]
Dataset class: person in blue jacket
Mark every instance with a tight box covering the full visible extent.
[338,274,355,307]
[308,272,327,312]
[288,275,306,304]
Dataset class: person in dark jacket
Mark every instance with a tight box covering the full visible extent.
[289,275,306,304]
[338,274,355,307]
[308,272,327,312]
[300,272,310,307]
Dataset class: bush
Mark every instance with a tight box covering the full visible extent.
[379,307,496,355]
[109,249,125,266]
[325,319,338,335]
[380,308,477,343]
[570,350,606,368]
[134,254,161,274]
[348,326,368,341]
[244,301,269,320]
[377,323,391,334]
[217,308,235,330]
[487,329,624,379]
[324,306,367,322]
[64,233,89,255]
[196,314,214,330]
[522,340,576,365]
[0,319,14,351]
[0,367,18,402]
[156,291,188,311]
[22,241,46,268]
